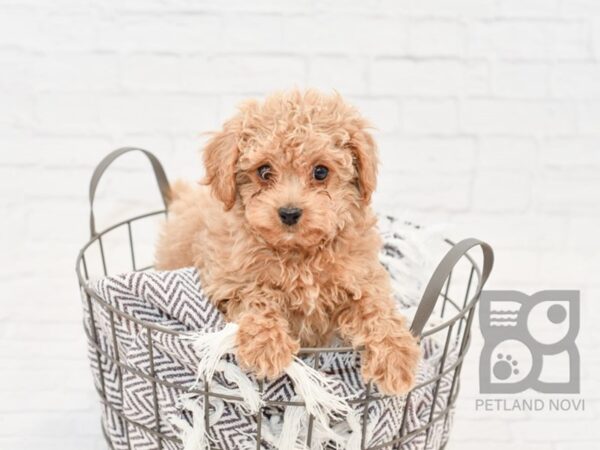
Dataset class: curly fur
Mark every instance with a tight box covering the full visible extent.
[155,90,420,395]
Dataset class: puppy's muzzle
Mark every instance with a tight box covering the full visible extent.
[278,207,302,226]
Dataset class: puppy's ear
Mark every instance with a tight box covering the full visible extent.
[348,127,378,204]
[202,129,239,210]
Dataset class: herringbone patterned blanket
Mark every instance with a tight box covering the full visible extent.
[83,218,456,450]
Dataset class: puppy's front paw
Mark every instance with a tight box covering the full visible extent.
[362,334,421,395]
[236,323,299,380]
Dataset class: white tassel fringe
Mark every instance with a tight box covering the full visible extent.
[183,323,368,450]
[169,396,208,450]
[216,360,262,414]
[189,322,239,384]
[285,358,352,432]
[277,396,307,450]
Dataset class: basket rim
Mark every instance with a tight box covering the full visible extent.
[76,209,484,345]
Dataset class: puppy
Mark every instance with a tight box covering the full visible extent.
[155,90,420,395]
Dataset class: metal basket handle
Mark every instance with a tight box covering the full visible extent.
[410,238,494,338]
[89,147,171,237]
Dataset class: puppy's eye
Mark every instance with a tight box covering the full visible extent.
[257,164,272,181]
[313,165,329,181]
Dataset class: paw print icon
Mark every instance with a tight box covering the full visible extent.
[479,290,580,394]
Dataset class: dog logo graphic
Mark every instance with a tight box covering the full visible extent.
[479,290,580,394]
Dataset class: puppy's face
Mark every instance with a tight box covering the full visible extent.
[203,91,377,249]
[237,133,357,248]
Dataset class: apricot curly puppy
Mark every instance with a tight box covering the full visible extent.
[155,90,420,395]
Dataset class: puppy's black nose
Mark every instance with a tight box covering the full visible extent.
[278,207,303,226]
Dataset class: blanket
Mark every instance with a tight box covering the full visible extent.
[82,218,457,450]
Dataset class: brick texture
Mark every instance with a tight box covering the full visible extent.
[0,1,598,449]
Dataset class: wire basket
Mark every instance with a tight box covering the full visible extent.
[76,148,493,450]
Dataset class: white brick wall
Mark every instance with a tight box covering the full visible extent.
[0,1,598,449]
